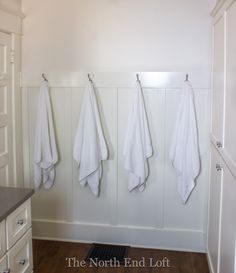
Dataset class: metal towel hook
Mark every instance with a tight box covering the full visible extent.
[136,73,141,84]
[88,74,93,82]
[42,73,48,82]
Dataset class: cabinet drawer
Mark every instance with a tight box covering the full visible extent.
[0,221,6,259]
[8,229,33,273]
[0,255,9,273]
[6,200,31,249]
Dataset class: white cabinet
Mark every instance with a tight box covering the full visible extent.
[209,1,236,273]
[0,220,6,258]
[208,144,236,273]
[0,200,33,273]
[0,31,14,187]
[208,146,223,273]
[211,16,225,147]
[224,0,236,166]
[219,166,236,273]
[8,229,33,273]
[6,199,31,249]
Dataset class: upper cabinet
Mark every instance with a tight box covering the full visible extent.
[211,0,236,176]
[225,1,236,167]
[211,15,225,147]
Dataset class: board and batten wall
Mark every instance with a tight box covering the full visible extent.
[21,0,213,251]
[22,72,211,252]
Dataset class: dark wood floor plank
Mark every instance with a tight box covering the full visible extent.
[33,240,209,273]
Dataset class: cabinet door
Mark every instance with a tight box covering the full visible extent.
[0,255,9,273]
[0,31,14,186]
[8,229,33,273]
[211,16,225,147]
[208,146,223,273]
[0,220,6,259]
[219,165,236,273]
[225,1,236,166]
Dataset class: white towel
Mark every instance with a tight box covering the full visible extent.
[169,81,200,203]
[34,81,58,189]
[123,82,153,192]
[73,81,108,196]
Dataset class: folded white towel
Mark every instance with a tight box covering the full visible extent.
[34,81,58,189]
[73,81,108,196]
[169,81,200,203]
[123,81,153,192]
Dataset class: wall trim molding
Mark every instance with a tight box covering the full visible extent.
[0,4,25,18]
[32,219,206,253]
[0,8,23,34]
[211,0,235,17]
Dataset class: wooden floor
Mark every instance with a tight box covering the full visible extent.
[33,240,210,273]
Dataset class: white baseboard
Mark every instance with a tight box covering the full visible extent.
[32,219,206,253]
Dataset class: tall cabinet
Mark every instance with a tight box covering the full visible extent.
[208,1,236,273]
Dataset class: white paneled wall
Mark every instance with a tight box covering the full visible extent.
[22,72,210,252]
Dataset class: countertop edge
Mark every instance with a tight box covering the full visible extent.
[0,188,34,222]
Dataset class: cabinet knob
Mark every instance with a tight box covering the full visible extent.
[17,219,25,226]
[216,141,223,148]
[216,164,222,172]
[19,259,26,266]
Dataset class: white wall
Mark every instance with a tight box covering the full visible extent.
[22,0,213,79]
[21,0,212,251]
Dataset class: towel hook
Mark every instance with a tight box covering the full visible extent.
[42,73,48,82]
[88,74,93,82]
[136,74,141,84]
[185,74,189,82]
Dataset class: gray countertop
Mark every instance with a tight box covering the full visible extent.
[0,187,34,222]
